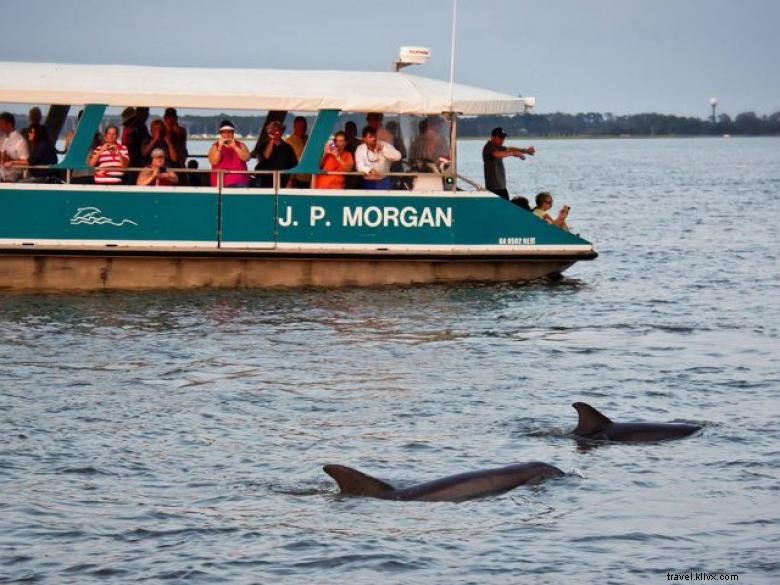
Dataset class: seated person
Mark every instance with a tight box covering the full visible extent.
[354,126,402,190]
[510,196,531,211]
[208,120,250,187]
[532,191,570,230]
[312,131,354,189]
[137,148,179,186]
[88,125,129,185]
[254,121,297,188]
[186,159,204,187]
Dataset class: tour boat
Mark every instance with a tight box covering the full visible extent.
[0,61,596,291]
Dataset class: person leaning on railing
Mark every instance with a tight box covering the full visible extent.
[354,126,401,190]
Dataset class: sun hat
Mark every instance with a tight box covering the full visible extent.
[218,120,235,132]
[150,148,166,159]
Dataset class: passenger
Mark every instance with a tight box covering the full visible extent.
[208,120,251,188]
[354,126,402,190]
[24,125,59,180]
[88,125,129,185]
[482,127,535,200]
[384,120,407,172]
[344,121,362,155]
[532,191,570,230]
[21,106,44,143]
[312,131,354,190]
[411,116,451,173]
[141,119,178,166]
[409,119,428,170]
[511,196,531,211]
[186,160,204,187]
[343,121,363,189]
[119,107,142,182]
[254,121,297,188]
[285,116,310,188]
[137,148,179,186]
[0,112,30,182]
[163,107,188,168]
[365,112,393,143]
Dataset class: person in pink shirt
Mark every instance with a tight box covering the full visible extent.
[208,120,250,187]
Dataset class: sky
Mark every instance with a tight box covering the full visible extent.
[2,0,779,117]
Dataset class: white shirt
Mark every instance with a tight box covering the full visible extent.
[1,130,30,182]
[354,140,402,175]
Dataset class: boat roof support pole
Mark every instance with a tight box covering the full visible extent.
[447,111,457,191]
[251,110,287,157]
[44,105,70,145]
[54,104,106,170]
[288,109,340,175]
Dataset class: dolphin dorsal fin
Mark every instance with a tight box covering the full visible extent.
[572,402,613,436]
[323,464,395,497]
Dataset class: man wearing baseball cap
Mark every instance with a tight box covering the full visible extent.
[482,127,535,200]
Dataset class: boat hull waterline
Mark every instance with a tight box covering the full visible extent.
[0,182,595,291]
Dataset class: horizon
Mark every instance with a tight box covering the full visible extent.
[1,0,778,118]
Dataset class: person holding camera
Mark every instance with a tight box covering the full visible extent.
[137,148,178,187]
[88,125,129,185]
[313,131,354,190]
[532,191,570,231]
[141,119,178,166]
[208,120,250,188]
[253,120,297,188]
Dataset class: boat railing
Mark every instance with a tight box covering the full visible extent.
[3,164,484,193]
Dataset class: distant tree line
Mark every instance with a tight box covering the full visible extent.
[457,111,780,137]
[88,110,779,139]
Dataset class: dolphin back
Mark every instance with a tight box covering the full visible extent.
[572,402,613,437]
[323,464,396,498]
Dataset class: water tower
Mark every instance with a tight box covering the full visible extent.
[709,97,718,123]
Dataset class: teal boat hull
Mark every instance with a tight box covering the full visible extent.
[0,184,595,291]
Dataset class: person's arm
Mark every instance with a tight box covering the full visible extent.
[140,137,155,157]
[234,141,251,162]
[208,142,222,165]
[378,140,402,162]
[553,207,569,228]
[336,152,354,171]
[163,136,178,164]
[136,168,157,186]
[88,145,102,167]
[118,146,130,168]
[262,140,274,161]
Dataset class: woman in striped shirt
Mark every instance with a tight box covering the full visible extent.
[88,125,129,185]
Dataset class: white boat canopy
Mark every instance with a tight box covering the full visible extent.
[0,61,530,115]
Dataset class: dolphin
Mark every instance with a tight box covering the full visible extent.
[572,402,702,442]
[323,462,564,502]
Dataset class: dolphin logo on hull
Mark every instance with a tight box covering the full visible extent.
[323,462,564,502]
[572,402,702,442]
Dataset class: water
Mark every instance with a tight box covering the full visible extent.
[1,137,779,584]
